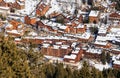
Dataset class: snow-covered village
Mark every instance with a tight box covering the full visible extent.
[0,0,120,77]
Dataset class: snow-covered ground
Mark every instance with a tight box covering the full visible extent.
[45,0,62,17]
[94,63,111,71]
[18,0,39,15]
[88,60,112,71]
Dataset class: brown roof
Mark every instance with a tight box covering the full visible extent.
[109,12,120,18]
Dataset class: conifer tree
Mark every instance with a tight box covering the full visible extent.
[101,51,106,65]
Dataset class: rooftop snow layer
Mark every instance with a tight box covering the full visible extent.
[89,10,99,17]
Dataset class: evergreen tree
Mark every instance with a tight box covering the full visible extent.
[54,63,66,78]
[65,66,73,78]
[98,72,104,78]
[91,67,99,78]
[79,61,91,78]
[107,69,115,78]
[0,37,32,78]
[101,51,106,65]
[106,52,111,64]
[73,70,79,78]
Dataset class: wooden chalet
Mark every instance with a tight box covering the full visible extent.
[111,49,120,55]
[109,12,120,21]
[89,10,100,23]
[64,48,83,63]
[83,48,102,60]
[0,0,25,10]
[36,3,50,17]
[24,15,37,25]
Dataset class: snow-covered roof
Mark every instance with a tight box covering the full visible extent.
[64,54,76,60]
[56,42,62,45]
[112,48,120,52]
[42,43,50,48]
[113,60,120,65]
[71,42,77,48]
[17,1,24,5]
[95,36,109,45]
[61,45,69,49]
[76,24,84,28]
[28,31,37,36]
[95,40,107,46]
[72,50,79,54]
[24,36,77,41]
[4,0,15,3]
[80,32,91,39]
[6,30,23,34]
[86,48,102,54]
[110,28,120,33]
[113,54,120,65]
[64,33,91,40]
[98,26,107,34]
[89,10,100,17]
[96,36,108,41]
[0,6,10,10]
[5,23,13,29]
[53,45,60,49]
[15,38,21,41]
[98,29,107,34]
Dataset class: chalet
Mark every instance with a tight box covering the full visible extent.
[9,19,21,29]
[94,36,112,48]
[36,3,50,17]
[0,6,10,16]
[6,29,24,37]
[64,54,78,63]
[14,38,22,44]
[109,2,116,9]
[5,19,24,37]
[36,21,54,32]
[64,47,83,63]
[22,37,43,44]
[24,15,37,25]
[113,55,120,69]
[77,32,93,43]
[65,21,80,34]
[5,23,13,30]
[41,20,68,33]
[0,0,25,10]
[10,1,25,10]
[77,14,83,23]
[89,10,100,23]
[75,24,86,34]
[111,49,120,55]
[22,35,77,46]
[66,24,86,34]
[84,48,102,59]
[113,60,120,69]
[98,26,108,36]
[41,41,72,57]
[94,41,111,49]
[106,27,120,44]
[109,12,120,21]
[0,0,7,7]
